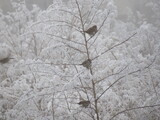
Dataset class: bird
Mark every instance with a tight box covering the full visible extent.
[81,59,92,69]
[0,45,12,64]
[78,100,90,108]
[0,57,13,64]
[84,25,97,36]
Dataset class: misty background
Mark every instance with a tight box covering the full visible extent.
[0,0,160,119]
[0,0,154,23]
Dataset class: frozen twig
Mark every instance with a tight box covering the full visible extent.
[109,104,160,120]
[96,56,156,101]
[92,32,137,61]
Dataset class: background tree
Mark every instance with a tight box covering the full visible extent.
[0,0,160,120]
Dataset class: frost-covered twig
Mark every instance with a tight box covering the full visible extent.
[87,10,110,44]
[95,64,129,84]
[73,65,90,101]
[96,56,156,101]
[75,0,90,59]
[149,68,158,99]
[61,41,86,53]
[75,0,99,119]
[92,32,137,61]
[59,9,80,20]
[109,104,160,120]
[22,31,84,45]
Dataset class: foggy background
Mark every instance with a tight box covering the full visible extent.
[0,0,154,23]
[0,0,160,119]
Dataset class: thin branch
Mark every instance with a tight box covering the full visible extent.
[84,0,107,27]
[109,104,160,120]
[45,19,82,33]
[73,64,90,101]
[51,97,55,120]
[96,56,156,101]
[59,9,80,20]
[75,0,90,59]
[27,65,37,83]
[88,31,101,49]
[57,24,81,33]
[25,62,82,67]
[28,19,80,31]
[92,32,137,61]
[87,10,110,43]
[149,69,158,99]
[5,29,19,55]
[64,92,71,112]
[83,10,93,26]
[95,64,129,84]
[22,31,84,46]
[97,10,110,34]
[61,41,86,53]
[85,7,97,27]
[75,1,99,120]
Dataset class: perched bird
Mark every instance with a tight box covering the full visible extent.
[0,57,13,64]
[78,100,90,108]
[0,44,12,64]
[0,94,3,99]
[84,25,97,36]
[81,59,92,69]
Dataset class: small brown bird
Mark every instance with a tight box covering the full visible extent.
[81,59,92,69]
[0,57,13,64]
[78,100,90,108]
[84,25,97,36]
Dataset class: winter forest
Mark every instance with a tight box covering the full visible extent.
[0,0,160,120]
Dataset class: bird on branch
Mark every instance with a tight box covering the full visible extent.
[0,57,14,64]
[81,59,92,69]
[0,46,13,64]
[84,25,97,36]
